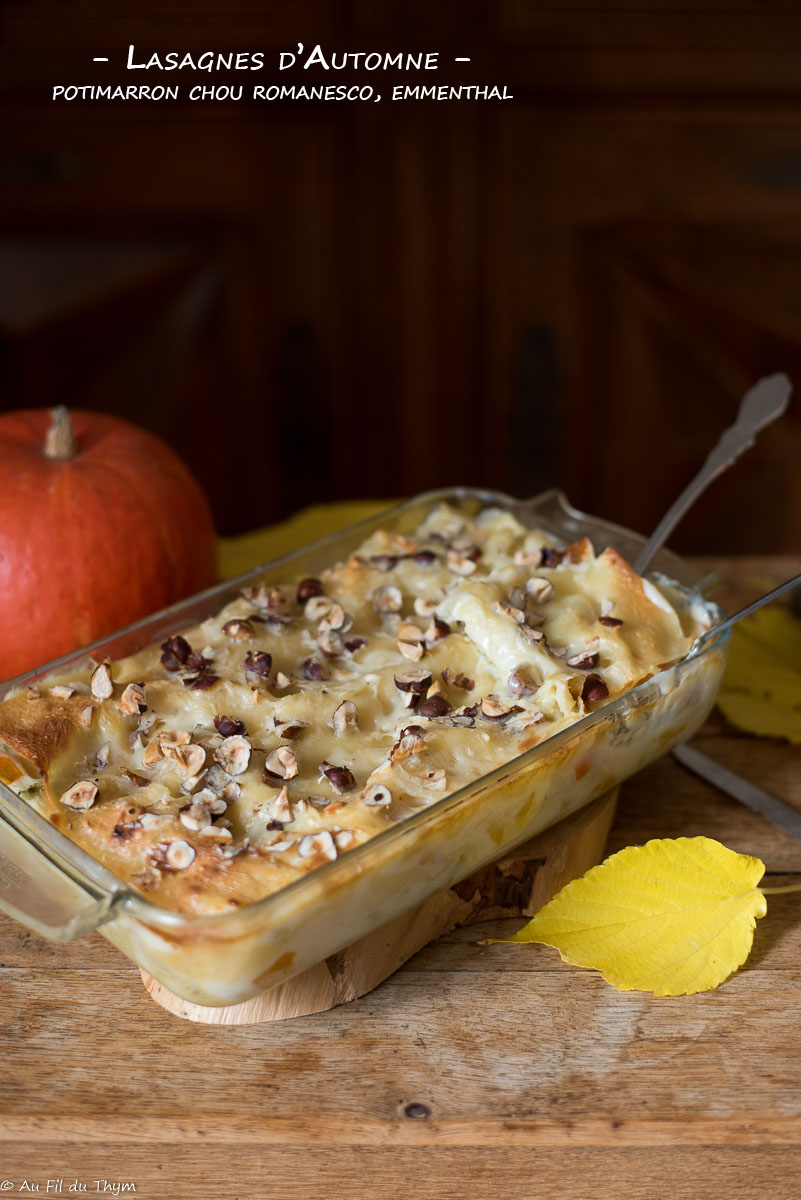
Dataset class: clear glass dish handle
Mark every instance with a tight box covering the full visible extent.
[0,788,123,941]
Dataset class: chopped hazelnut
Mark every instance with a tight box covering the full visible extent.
[189,673,220,692]
[60,780,98,811]
[508,666,537,698]
[244,650,272,678]
[414,597,439,618]
[90,662,113,700]
[269,786,292,823]
[318,603,349,633]
[420,768,448,791]
[118,683,146,716]
[567,650,600,671]
[540,547,563,568]
[370,554,397,572]
[242,584,292,614]
[158,729,192,751]
[214,735,251,776]
[495,601,526,625]
[303,657,328,681]
[390,729,426,761]
[222,618,254,640]
[398,622,425,643]
[142,738,164,767]
[418,694,452,718]
[394,670,433,695]
[363,785,392,807]
[481,695,522,720]
[525,577,554,604]
[319,762,356,794]
[268,587,293,614]
[599,615,624,628]
[160,635,191,671]
[424,617,450,644]
[305,595,334,622]
[121,769,149,788]
[582,673,609,705]
[263,747,298,781]
[170,743,206,778]
[446,550,477,576]
[318,630,344,657]
[298,831,338,861]
[332,700,359,736]
[450,537,481,561]
[180,802,212,832]
[214,714,246,738]
[273,719,307,740]
[204,764,232,794]
[372,584,403,614]
[220,782,241,806]
[297,577,324,604]
[186,653,211,672]
[193,786,222,810]
[441,668,475,691]
[165,840,196,870]
[398,638,426,661]
[178,768,203,796]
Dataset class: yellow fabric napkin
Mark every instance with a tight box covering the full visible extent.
[217,500,392,580]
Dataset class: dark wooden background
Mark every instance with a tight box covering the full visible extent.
[2,1,801,551]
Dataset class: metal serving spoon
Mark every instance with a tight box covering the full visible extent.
[673,570,801,833]
[692,570,801,653]
[630,372,796,829]
[634,372,792,575]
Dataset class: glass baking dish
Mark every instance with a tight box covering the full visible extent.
[0,488,729,1006]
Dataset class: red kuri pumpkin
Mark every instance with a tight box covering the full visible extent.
[0,407,217,681]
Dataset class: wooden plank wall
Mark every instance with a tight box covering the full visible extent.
[1,1,800,549]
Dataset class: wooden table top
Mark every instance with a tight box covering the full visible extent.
[1,557,799,1199]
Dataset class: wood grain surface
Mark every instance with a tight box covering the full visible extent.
[0,558,799,1199]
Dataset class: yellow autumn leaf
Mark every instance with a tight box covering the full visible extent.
[717,607,801,744]
[489,836,767,996]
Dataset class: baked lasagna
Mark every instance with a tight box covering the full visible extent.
[0,504,709,916]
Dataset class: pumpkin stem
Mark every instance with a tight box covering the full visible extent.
[43,406,78,461]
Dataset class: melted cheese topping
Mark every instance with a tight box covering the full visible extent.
[0,505,708,915]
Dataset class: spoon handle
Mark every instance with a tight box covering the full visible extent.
[695,570,801,651]
[634,373,792,575]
